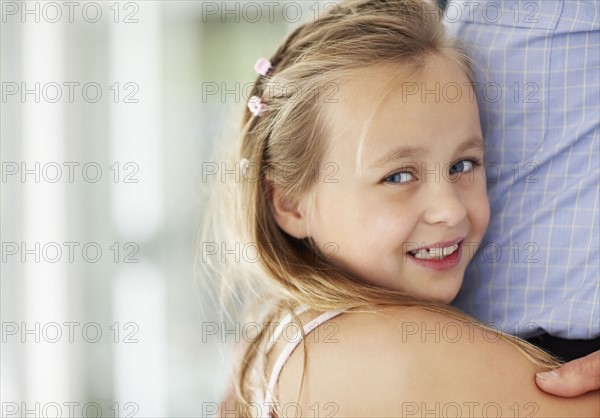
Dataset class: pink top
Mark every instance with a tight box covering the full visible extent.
[254,305,347,417]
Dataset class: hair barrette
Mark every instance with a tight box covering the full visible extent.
[254,58,272,76]
[248,95,267,117]
[239,158,250,174]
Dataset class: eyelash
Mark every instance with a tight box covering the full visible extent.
[383,158,483,184]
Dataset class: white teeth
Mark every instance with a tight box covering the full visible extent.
[413,244,459,260]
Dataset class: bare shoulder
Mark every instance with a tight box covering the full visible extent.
[273,306,599,418]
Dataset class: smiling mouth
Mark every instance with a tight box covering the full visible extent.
[409,244,459,260]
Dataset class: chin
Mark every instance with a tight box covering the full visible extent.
[426,285,461,305]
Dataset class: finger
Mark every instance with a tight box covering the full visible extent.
[535,351,600,397]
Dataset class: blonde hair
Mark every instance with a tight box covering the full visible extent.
[200,0,559,415]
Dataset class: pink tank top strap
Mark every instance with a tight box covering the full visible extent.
[262,306,346,416]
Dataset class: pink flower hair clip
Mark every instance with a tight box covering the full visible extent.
[254,58,272,76]
[248,58,271,117]
[248,95,267,117]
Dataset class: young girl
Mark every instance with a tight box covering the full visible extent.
[206,0,599,416]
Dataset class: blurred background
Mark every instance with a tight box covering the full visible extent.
[0,1,323,416]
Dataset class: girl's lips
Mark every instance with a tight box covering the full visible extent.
[408,237,465,252]
[406,240,464,271]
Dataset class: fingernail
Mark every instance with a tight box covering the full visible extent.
[536,370,559,380]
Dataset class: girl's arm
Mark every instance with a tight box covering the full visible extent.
[273,306,599,417]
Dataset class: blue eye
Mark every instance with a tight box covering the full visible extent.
[384,171,414,184]
[449,160,476,175]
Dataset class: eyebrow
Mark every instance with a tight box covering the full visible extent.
[369,136,485,169]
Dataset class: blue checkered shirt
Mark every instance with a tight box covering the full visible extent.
[446,0,599,339]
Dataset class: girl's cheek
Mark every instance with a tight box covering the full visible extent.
[482,198,491,230]
[472,193,491,234]
[370,209,414,241]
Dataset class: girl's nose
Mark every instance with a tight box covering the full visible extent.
[421,182,468,227]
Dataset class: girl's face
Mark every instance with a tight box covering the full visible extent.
[278,56,490,304]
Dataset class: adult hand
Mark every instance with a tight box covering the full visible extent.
[536,351,600,397]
